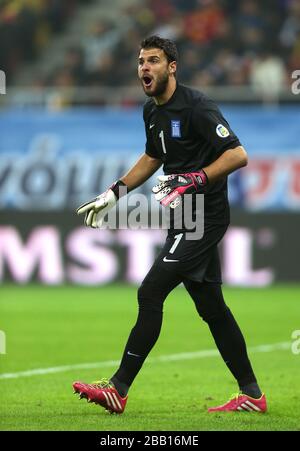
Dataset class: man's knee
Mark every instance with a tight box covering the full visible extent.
[200,305,230,324]
[184,280,229,323]
[137,282,166,313]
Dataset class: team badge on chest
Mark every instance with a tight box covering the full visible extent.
[171,120,181,138]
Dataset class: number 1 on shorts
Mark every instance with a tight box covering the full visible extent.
[169,233,183,254]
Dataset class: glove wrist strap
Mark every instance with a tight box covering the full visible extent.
[110,180,128,200]
[197,169,208,185]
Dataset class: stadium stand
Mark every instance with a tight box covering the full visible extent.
[1,0,299,105]
[0,0,95,84]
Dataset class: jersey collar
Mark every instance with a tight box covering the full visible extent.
[155,82,179,108]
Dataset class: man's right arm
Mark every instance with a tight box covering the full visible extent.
[120,153,162,192]
[77,153,162,227]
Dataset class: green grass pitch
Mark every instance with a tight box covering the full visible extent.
[0,284,300,431]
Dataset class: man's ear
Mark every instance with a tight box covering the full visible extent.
[169,61,177,74]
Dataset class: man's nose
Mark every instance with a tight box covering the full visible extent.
[141,63,150,72]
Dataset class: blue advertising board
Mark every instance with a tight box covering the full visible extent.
[0,107,299,210]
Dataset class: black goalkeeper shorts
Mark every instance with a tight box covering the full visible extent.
[152,223,229,284]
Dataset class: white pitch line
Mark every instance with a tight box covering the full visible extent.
[0,341,290,380]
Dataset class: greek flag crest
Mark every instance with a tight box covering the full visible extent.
[171,120,181,138]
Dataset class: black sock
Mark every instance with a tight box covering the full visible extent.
[112,308,163,388]
[110,376,129,398]
[240,382,262,399]
[183,281,260,391]
[207,308,258,387]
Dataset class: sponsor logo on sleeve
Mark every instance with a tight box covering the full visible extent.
[216,124,230,138]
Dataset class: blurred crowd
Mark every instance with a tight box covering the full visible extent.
[1,0,300,99]
[0,0,92,82]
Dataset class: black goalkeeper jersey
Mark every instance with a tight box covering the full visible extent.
[143,83,241,225]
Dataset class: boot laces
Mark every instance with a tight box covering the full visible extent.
[91,378,113,389]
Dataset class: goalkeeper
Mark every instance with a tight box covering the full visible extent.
[73,36,267,414]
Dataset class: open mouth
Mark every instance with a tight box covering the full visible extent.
[143,76,153,88]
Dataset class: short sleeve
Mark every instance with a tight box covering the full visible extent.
[143,104,160,159]
[192,98,241,156]
[144,128,160,158]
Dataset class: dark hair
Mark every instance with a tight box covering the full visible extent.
[140,35,178,63]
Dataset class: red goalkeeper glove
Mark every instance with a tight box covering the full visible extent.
[152,170,208,208]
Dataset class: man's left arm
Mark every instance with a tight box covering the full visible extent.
[152,101,248,208]
[203,145,248,183]
[152,147,247,208]
[152,147,248,210]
